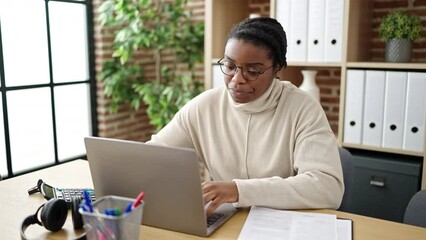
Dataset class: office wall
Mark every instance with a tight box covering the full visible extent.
[91,0,426,141]
[91,0,270,141]
[371,1,426,62]
[92,0,205,141]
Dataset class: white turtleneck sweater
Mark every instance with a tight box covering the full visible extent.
[148,79,344,210]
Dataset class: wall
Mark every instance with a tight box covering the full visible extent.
[92,0,425,140]
[92,0,152,141]
[92,0,204,141]
[371,0,426,62]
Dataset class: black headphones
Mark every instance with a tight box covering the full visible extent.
[20,197,87,240]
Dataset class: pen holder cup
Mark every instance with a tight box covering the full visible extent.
[80,195,144,240]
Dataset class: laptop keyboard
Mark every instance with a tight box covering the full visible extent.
[206,213,225,227]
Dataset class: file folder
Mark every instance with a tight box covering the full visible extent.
[343,70,365,145]
[382,71,407,149]
[307,0,325,62]
[289,0,308,62]
[212,63,224,88]
[362,70,386,147]
[275,0,291,41]
[275,0,292,61]
[403,72,426,152]
[324,0,345,62]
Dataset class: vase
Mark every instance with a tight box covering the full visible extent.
[385,39,413,63]
[299,70,320,102]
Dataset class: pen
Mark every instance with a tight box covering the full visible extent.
[83,189,94,212]
[132,192,145,209]
[104,208,122,217]
[125,192,145,214]
[80,203,89,212]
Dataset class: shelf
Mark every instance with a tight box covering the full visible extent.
[206,0,426,189]
[346,62,426,70]
[287,62,342,68]
[211,60,342,68]
[342,143,424,157]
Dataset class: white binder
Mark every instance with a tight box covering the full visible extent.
[275,0,292,60]
[382,71,407,149]
[403,72,426,152]
[324,0,345,62]
[362,70,386,147]
[343,70,365,144]
[212,64,225,88]
[289,0,308,62]
[307,0,325,62]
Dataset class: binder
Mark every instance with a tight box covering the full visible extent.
[307,0,326,62]
[403,72,426,152]
[324,0,345,62]
[343,70,365,145]
[275,0,292,61]
[362,70,386,147]
[289,0,308,62]
[382,71,407,149]
[212,63,224,88]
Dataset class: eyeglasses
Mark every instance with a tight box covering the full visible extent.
[217,58,273,81]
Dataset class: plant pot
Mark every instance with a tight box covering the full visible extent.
[385,39,413,63]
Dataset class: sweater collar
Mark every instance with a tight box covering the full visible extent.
[229,78,281,114]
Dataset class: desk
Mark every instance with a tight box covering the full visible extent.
[1,160,425,239]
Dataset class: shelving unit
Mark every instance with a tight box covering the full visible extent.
[272,0,426,190]
[204,0,250,90]
[204,0,426,189]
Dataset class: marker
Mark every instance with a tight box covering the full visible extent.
[132,192,145,209]
[104,208,122,217]
[124,203,132,214]
[112,208,122,216]
[125,192,145,214]
[83,189,94,212]
[79,203,89,212]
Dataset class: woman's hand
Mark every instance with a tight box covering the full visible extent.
[202,181,239,215]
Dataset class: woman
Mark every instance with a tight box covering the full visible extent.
[148,17,344,215]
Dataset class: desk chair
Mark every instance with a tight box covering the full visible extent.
[403,190,426,227]
[337,147,354,212]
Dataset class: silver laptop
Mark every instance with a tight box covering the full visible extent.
[84,136,237,236]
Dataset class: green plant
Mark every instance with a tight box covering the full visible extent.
[379,11,423,41]
[98,0,204,130]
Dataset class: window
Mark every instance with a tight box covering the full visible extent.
[0,0,96,178]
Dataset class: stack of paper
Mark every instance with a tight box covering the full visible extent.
[238,206,352,240]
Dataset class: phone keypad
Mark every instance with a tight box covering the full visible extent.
[56,188,96,203]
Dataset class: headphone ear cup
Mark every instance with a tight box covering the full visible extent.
[71,196,84,230]
[40,199,68,232]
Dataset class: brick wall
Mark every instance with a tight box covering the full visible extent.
[371,0,426,62]
[93,0,152,142]
[92,0,272,141]
[92,0,425,140]
[92,0,204,142]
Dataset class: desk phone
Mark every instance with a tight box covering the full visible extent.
[28,179,95,208]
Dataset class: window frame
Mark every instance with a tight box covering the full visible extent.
[0,0,97,179]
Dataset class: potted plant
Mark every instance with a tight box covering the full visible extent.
[379,11,423,63]
[97,0,204,131]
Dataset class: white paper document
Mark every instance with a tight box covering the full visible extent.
[238,206,352,240]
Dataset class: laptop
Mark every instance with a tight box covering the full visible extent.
[84,136,237,236]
